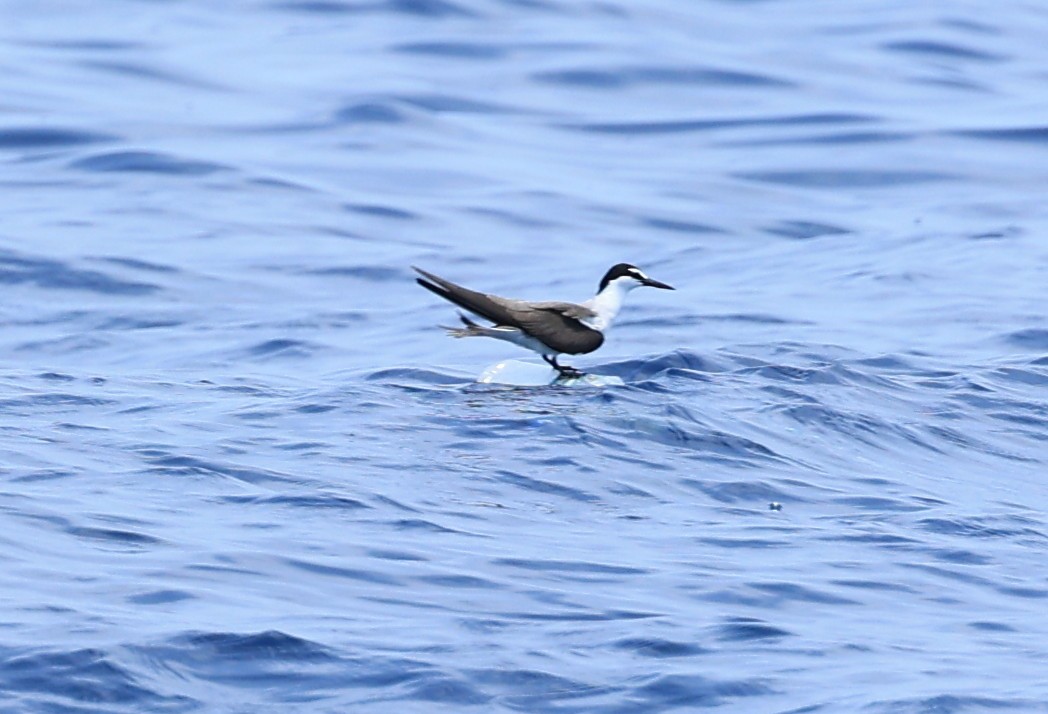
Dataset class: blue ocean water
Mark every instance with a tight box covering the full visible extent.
[2,0,1048,711]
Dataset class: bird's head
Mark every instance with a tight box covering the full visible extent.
[597,263,674,294]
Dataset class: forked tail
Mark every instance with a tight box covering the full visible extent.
[440,313,487,339]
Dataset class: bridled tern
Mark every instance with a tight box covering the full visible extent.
[413,263,674,377]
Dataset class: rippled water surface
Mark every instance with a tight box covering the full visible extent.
[3,1,1048,712]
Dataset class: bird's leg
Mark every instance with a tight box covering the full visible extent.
[543,355,584,378]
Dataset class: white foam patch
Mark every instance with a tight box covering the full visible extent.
[477,360,625,387]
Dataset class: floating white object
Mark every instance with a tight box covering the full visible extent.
[477,360,624,387]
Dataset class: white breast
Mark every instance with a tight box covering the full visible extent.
[583,277,632,332]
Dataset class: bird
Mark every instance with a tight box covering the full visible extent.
[413,263,674,377]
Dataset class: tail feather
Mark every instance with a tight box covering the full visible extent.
[440,313,485,339]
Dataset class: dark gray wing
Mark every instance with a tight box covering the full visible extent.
[514,303,604,355]
[414,267,604,354]
[528,301,597,321]
[413,266,520,326]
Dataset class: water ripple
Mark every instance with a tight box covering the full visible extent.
[736,169,955,188]
[0,249,159,295]
[0,647,193,711]
[564,112,874,135]
[69,150,228,176]
[535,64,793,89]
[882,39,1006,62]
[0,127,116,150]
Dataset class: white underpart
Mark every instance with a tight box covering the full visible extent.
[455,273,646,358]
[582,275,644,332]
[474,325,556,357]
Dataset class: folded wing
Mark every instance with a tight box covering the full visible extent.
[414,266,519,326]
[516,305,604,355]
[414,267,605,355]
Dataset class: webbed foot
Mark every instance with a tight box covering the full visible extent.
[544,355,585,379]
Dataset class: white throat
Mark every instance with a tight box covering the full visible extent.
[584,277,636,332]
